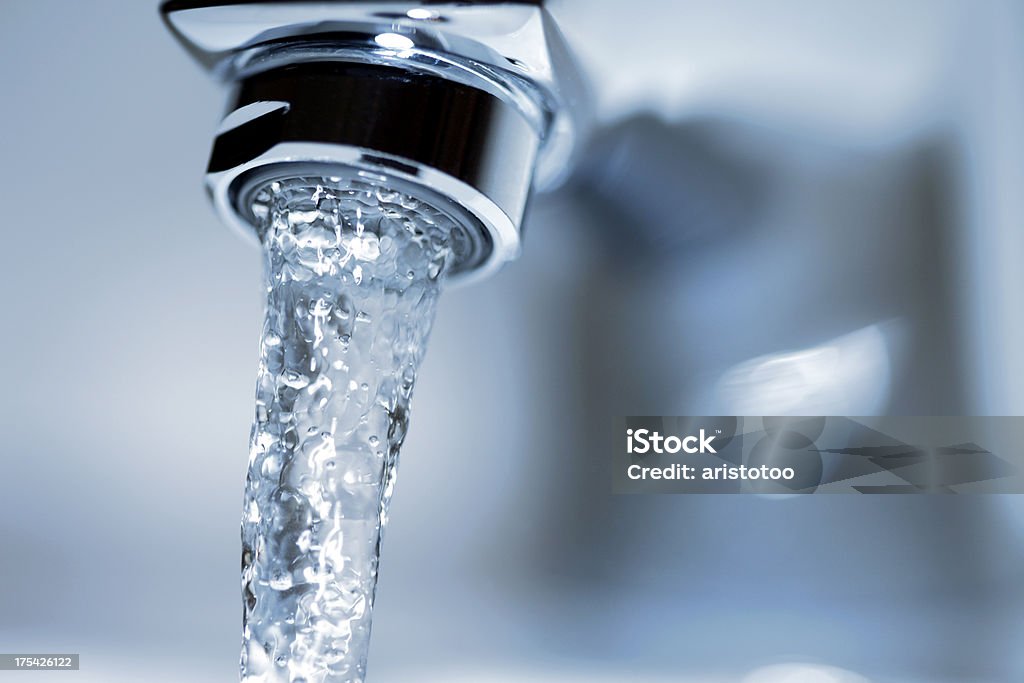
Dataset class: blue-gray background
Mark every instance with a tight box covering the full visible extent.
[2,2,1023,682]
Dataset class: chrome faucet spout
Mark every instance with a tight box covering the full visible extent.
[161,0,587,283]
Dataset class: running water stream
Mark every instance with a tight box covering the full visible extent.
[239,176,465,682]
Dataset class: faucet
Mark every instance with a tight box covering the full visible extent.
[160,0,586,282]
[161,4,588,680]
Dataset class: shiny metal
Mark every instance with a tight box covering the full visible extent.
[160,0,587,282]
[205,58,539,278]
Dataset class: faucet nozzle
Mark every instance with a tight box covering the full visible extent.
[161,1,586,283]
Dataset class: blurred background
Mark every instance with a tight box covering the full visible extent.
[2,1,1023,681]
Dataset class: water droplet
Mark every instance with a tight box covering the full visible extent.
[279,371,310,390]
[269,571,293,590]
[345,233,381,262]
[261,455,281,477]
[296,529,312,553]
[310,298,333,316]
